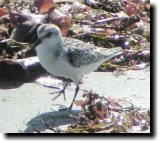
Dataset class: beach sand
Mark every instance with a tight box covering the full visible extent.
[0,68,150,133]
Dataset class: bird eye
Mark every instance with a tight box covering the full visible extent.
[46,32,52,38]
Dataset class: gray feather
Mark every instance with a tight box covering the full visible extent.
[62,38,123,67]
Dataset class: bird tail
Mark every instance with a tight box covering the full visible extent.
[96,47,124,60]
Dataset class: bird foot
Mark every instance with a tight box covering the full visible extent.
[58,103,74,111]
[58,106,72,112]
[51,81,70,101]
[51,88,66,101]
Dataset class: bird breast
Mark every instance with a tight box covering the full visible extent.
[36,45,78,82]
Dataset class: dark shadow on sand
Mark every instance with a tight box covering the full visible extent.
[23,109,81,133]
[0,80,24,89]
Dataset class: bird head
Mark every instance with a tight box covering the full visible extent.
[37,24,62,40]
[31,24,62,50]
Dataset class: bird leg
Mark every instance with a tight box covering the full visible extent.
[69,85,80,109]
[52,81,70,101]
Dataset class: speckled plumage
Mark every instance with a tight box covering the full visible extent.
[62,37,122,67]
[62,38,104,67]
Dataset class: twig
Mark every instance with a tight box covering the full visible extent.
[93,17,127,25]
[0,38,30,47]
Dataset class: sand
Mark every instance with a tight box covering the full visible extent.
[0,68,150,133]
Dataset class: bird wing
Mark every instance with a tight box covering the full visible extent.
[62,37,123,67]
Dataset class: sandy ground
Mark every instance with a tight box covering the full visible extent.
[0,68,150,133]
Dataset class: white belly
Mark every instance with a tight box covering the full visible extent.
[36,46,101,83]
[36,46,79,82]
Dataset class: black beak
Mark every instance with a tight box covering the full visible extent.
[21,38,42,57]
[30,38,42,51]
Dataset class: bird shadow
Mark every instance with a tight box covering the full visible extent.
[23,109,81,133]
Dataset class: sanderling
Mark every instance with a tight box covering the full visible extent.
[31,24,124,109]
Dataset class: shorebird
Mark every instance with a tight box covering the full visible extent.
[31,24,124,109]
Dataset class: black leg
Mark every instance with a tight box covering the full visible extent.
[52,81,70,101]
[69,85,80,109]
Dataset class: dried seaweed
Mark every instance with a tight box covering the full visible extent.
[67,91,150,133]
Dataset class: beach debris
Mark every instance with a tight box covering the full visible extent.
[67,90,150,133]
